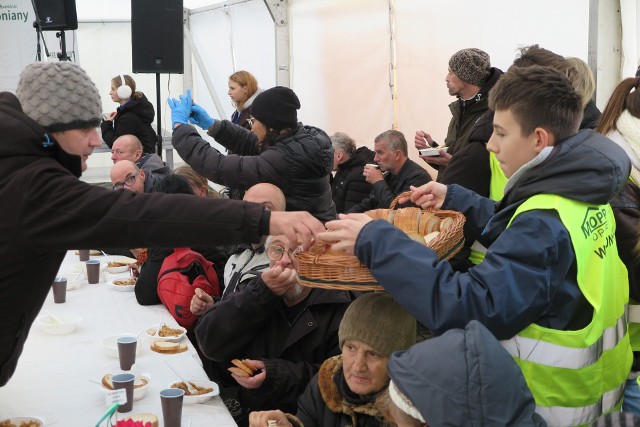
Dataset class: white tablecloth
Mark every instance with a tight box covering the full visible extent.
[0,251,236,426]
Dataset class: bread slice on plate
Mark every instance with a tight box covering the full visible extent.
[151,341,187,354]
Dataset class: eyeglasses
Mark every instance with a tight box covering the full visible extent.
[265,245,302,261]
[112,173,139,190]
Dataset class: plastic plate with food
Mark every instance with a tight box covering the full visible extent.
[35,313,82,335]
[101,334,146,358]
[105,257,136,274]
[99,373,150,401]
[168,379,219,404]
[145,324,187,343]
[108,277,137,292]
[418,147,448,156]
[0,417,45,427]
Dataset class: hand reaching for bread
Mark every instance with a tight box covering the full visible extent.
[261,266,298,296]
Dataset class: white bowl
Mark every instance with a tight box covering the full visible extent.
[108,278,137,292]
[168,379,219,404]
[101,334,146,358]
[99,373,150,401]
[105,265,130,274]
[36,313,82,335]
[418,147,449,156]
[0,417,45,427]
[145,324,186,343]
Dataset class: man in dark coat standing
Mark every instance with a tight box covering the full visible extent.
[0,61,323,387]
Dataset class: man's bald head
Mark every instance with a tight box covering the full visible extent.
[244,183,286,212]
[110,160,145,193]
[111,134,143,164]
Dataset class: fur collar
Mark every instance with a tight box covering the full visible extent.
[317,355,385,422]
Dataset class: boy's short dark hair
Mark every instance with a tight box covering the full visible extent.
[488,65,582,141]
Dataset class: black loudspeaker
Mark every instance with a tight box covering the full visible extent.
[131,0,184,74]
[33,0,78,31]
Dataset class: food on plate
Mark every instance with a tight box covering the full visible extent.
[107,261,129,268]
[148,324,184,337]
[113,278,137,286]
[170,381,213,396]
[228,359,257,378]
[115,413,158,427]
[151,341,187,353]
[0,421,42,427]
[101,374,148,390]
[424,231,440,244]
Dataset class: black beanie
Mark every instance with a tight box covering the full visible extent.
[251,86,300,130]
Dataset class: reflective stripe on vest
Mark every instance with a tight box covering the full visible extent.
[629,302,640,351]
[469,152,509,265]
[502,194,631,427]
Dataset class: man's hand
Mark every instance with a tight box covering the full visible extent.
[261,265,298,296]
[421,150,452,167]
[415,130,436,149]
[268,211,324,251]
[167,89,193,128]
[106,112,117,121]
[190,288,214,316]
[189,103,214,130]
[397,183,448,210]
[232,359,266,389]
[249,410,293,427]
[316,213,373,255]
[363,164,384,185]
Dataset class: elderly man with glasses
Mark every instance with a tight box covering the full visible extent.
[110,160,156,193]
[194,234,357,427]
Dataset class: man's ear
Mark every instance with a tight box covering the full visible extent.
[533,127,552,153]
[139,168,146,181]
[134,150,143,162]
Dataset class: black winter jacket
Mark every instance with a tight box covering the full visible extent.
[347,159,431,213]
[291,356,385,427]
[194,278,354,417]
[0,92,269,387]
[172,122,336,221]
[101,94,157,153]
[331,147,375,214]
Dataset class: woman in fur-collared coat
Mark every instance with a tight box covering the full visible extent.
[248,293,416,427]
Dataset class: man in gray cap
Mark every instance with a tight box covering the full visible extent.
[0,61,323,387]
[414,48,501,178]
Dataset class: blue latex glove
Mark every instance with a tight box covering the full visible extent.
[189,103,214,130]
[167,89,193,128]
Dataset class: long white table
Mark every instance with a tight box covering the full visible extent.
[0,251,236,426]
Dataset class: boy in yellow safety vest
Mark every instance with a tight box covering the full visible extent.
[317,66,632,427]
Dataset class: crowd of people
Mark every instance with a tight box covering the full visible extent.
[0,42,639,427]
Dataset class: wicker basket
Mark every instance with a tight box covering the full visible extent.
[297,192,466,290]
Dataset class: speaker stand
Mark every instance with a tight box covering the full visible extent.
[155,73,163,158]
[56,31,71,61]
[32,21,50,61]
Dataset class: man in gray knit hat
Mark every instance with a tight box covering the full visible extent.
[414,47,500,178]
[0,61,324,387]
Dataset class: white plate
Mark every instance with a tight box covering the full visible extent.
[36,313,82,335]
[145,324,187,343]
[419,147,448,156]
[168,379,219,404]
[0,417,45,427]
[108,278,137,292]
[99,374,150,401]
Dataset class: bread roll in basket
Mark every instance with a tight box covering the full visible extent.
[297,192,465,291]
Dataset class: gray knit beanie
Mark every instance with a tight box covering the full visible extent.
[448,48,491,87]
[16,62,102,132]
[339,292,416,358]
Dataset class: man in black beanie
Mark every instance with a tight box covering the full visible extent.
[0,62,323,387]
[169,87,336,222]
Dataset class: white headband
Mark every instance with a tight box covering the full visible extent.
[388,379,426,423]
